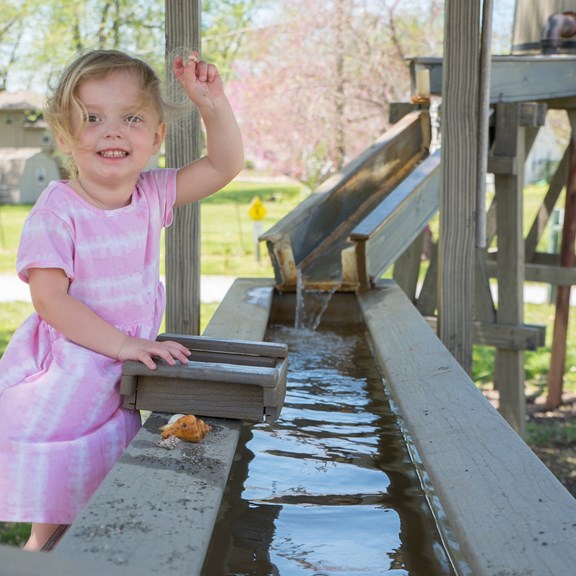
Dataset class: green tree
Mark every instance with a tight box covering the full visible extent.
[201,0,265,82]
[0,0,35,91]
[3,0,166,91]
[2,0,263,91]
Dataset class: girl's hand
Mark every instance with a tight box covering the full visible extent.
[173,52,225,108]
[116,336,191,370]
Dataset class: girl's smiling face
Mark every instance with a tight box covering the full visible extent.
[64,71,166,189]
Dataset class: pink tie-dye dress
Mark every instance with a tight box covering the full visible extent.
[0,168,177,525]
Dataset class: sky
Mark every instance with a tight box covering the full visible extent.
[492,0,517,50]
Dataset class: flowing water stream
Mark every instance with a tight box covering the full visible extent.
[203,323,457,576]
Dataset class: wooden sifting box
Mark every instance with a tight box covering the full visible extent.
[120,333,288,422]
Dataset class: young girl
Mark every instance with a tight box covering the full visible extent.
[0,49,243,551]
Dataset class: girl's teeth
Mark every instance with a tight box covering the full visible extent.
[100,151,127,158]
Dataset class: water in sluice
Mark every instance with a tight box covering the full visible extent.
[203,324,456,576]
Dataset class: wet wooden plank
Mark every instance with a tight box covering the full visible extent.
[358,280,576,576]
[54,279,274,575]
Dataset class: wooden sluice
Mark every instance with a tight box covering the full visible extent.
[260,110,439,293]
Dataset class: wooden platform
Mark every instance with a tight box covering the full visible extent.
[409,55,576,105]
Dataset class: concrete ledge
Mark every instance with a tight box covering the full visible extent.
[358,280,576,576]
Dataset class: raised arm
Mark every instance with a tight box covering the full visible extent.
[172,53,244,206]
[28,268,190,369]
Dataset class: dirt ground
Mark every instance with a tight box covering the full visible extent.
[525,393,576,498]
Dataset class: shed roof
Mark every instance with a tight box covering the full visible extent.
[0,147,45,161]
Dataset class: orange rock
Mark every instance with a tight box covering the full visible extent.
[160,414,211,443]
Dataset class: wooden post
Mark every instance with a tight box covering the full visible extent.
[493,103,526,434]
[164,0,202,335]
[476,0,493,250]
[546,110,576,409]
[438,0,481,373]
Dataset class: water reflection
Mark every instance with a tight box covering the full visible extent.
[203,326,455,576]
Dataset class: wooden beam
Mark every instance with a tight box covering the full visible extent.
[474,247,497,323]
[164,0,202,335]
[547,111,576,408]
[425,317,545,351]
[411,55,576,104]
[358,281,576,576]
[492,102,526,434]
[438,0,481,373]
[54,279,274,575]
[392,230,425,301]
[486,259,576,285]
[525,145,570,262]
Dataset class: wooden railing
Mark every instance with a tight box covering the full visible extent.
[359,280,576,575]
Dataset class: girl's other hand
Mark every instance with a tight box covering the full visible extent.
[116,336,191,370]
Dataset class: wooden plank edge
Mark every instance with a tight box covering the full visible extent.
[357,280,576,576]
[155,333,287,357]
[53,279,274,575]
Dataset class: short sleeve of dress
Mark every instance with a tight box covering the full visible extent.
[138,169,178,227]
[17,210,75,284]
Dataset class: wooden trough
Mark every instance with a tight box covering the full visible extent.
[120,334,288,422]
[5,278,576,575]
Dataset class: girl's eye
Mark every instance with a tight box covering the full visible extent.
[84,114,100,123]
[126,115,143,123]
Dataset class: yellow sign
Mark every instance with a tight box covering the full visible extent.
[248,196,267,221]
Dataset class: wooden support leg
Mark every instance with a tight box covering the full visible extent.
[416,240,438,317]
[493,103,526,435]
[546,111,576,409]
[393,229,425,302]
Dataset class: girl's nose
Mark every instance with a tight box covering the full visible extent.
[103,118,123,138]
